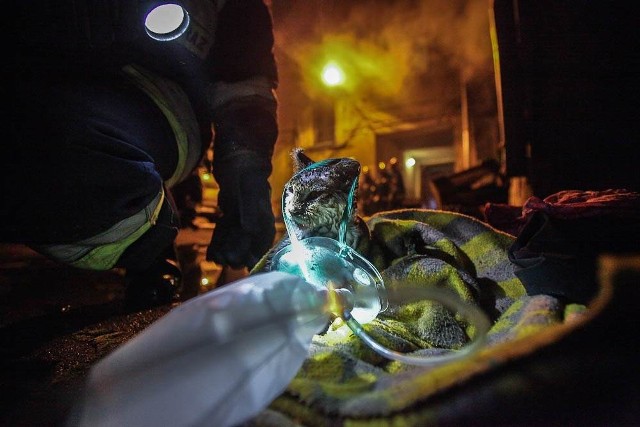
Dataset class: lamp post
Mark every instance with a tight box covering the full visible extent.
[321,62,346,87]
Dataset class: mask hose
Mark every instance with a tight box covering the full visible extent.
[338,287,491,366]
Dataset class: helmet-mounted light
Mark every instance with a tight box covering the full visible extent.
[144,3,190,41]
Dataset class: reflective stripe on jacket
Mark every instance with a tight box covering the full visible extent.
[33,189,165,270]
[122,64,202,188]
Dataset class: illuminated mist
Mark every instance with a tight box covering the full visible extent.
[271,0,494,103]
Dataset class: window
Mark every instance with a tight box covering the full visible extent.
[313,98,335,145]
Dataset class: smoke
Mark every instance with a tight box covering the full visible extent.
[271,0,494,100]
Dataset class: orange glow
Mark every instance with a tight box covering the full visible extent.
[325,281,341,317]
[299,36,404,98]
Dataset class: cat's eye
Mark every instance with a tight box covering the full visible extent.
[304,191,324,202]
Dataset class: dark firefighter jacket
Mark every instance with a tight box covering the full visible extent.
[1,0,278,269]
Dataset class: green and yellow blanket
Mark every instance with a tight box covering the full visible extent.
[250,209,590,426]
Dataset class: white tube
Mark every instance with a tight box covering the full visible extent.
[342,287,491,366]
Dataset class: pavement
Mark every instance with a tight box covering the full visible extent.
[0,219,243,426]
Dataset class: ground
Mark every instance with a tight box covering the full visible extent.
[0,225,222,426]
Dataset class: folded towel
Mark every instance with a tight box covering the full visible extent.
[485,188,640,236]
[495,189,640,303]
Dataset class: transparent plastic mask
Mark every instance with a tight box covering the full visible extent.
[272,236,387,324]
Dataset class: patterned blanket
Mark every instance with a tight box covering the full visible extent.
[250,209,588,426]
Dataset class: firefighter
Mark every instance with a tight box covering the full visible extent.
[1,0,279,309]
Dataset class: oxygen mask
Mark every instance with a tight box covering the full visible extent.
[271,159,491,366]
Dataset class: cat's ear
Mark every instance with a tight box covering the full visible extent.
[292,148,315,172]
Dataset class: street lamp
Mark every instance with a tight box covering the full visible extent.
[321,62,345,87]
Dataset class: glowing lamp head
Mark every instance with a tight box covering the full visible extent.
[321,63,345,87]
[144,3,190,41]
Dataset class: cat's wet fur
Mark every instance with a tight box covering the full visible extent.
[253,148,370,272]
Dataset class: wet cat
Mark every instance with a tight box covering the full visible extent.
[254,148,370,271]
